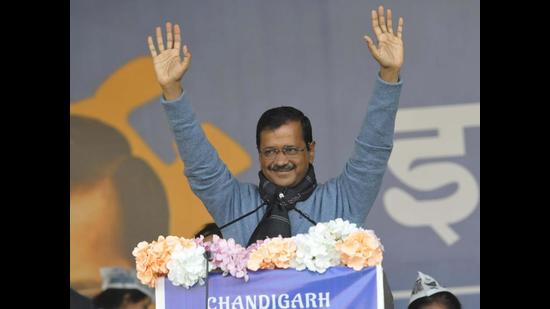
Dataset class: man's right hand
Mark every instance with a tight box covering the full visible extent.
[147,22,192,100]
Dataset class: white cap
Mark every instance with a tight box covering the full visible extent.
[409,271,451,304]
[99,267,155,301]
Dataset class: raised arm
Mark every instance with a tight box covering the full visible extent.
[147,22,191,100]
[336,6,404,220]
[147,22,245,226]
[363,5,404,82]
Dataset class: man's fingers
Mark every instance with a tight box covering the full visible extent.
[147,36,158,57]
[166,21,173,49]
[174,24,182,51]
[387,9,394,34]
[378,6,387,33]
[363,35,379,59]
[182,45,192,67]
[156,26,165,51]
[371,10,383,39]
[397,17,404,39]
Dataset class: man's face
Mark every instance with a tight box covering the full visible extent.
[259,121,315,187]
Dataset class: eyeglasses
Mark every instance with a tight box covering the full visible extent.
[260,146,306,159]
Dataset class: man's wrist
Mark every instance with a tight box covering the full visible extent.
[162,83,183,101]
[379,68,400,83]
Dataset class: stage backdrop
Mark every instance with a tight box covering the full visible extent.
[70,1,479,308]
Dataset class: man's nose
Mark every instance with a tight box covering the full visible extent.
[273,150,290,165]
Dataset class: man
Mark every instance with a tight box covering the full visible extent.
[148,3,402,257]
[148,5,403,307]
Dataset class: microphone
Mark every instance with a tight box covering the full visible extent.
[201,199,315,308]
[278,190,317,226]
[217,201,268,232]
[217,194,317,238]
[288,206,317,226]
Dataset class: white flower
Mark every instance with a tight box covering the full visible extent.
[321,218,359,241]
[290,233,340,274]
[290,219,360,273]
[166,243,207,289]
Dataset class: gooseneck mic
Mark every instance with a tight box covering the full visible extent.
[217,201,268,231]
[202,198,317,308]
[290,206,317,226]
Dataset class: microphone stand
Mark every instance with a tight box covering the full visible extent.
[218,201,267,231]
[204,251,211,309]
[201,201,268,308]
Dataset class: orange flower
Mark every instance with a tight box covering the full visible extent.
[337,230,383,271]
[247,237,296,271]
[132,236,197,287]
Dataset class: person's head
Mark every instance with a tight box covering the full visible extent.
[194,222,223,242]
[408,292,461,309]
[408,272,461,309]
[93,289,152,309]
[256,106,315,188]
[70,115,169,296]
[93,268,154,309]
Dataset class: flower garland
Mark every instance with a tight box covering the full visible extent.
[133,219,383,288]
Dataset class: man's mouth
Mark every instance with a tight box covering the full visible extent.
[270,165,295,172]
[274,170,292,174]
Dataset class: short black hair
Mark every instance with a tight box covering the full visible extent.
[194,222,223,238]
[256,106,313,150]
[408,291,462,309]
[93,289,148,309]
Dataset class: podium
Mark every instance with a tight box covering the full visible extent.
[155,265,385,309]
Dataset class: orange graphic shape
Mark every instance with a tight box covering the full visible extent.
[71,56,252,238]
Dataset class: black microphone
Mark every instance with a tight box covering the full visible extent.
[201,199,315,309]
[217,201,268,232]
[277,190,317,227]
[290,206,317,226]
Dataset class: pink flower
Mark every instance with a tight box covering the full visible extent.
[207,235,251,281]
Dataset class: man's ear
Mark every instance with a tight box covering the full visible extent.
[308,141,316,164]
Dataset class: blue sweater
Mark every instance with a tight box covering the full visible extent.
[162,75,402,245]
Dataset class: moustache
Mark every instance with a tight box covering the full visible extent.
[269,163,295,172]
